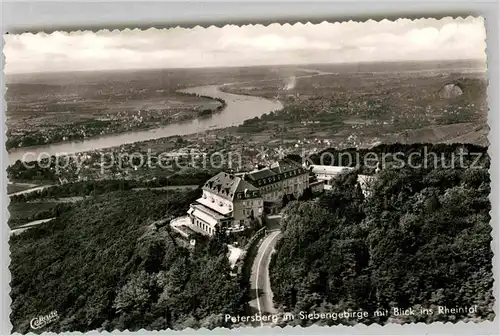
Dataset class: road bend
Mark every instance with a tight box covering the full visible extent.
[249,229,282,326]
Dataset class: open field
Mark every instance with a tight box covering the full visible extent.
[221,60,488,148]
[8,201,62,228]
[7,182,40,195]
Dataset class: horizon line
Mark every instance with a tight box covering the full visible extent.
[5,58,487,77]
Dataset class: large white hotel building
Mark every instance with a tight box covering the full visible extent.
[187,159,309,236]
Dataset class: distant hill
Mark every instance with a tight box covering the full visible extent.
[380,122,489,146]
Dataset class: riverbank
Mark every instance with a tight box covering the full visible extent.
[8,85,282,164]
[6,91,227,152]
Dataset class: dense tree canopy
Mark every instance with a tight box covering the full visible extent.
[10,189,244,333]
[10,171,214,203]
[270,145,493,326]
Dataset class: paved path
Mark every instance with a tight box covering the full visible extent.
[8,185,53,196]
[249,230,282,326]
[10,217,55,236]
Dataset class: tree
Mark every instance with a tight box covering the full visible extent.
[282,194,289,207]
[270,144,493,325]
[113,271,153,314]
[10,189,242,333]
[298,187,313,201]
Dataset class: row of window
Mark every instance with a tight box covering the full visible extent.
[265,190,280,198]
[261,183,279,192]
[242,200,262,207]
[260,177,307,192]
[193,218,215,235]
[242,207,263,216]
[202,193,235,210]
[235,193,261,200]
[256,170,306,186]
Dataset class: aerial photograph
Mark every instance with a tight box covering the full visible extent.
[4,16,493,332]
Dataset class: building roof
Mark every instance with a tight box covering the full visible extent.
[191,209,218,227]
[246,168,276,181]
[191,202,229,220]
[310,165,354,175]
[244,159,307,188]
[195,197,232,216]
[270,159,305,175]
[202,171,259,201]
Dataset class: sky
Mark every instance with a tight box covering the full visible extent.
[4,16,487,74]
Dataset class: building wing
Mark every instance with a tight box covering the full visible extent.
[269,159,305,175]
[309,165,354,175]
[202,171,259,201]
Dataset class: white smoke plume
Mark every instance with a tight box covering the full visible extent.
[283,76,297,90]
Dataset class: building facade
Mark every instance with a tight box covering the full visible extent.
[310,179,325,194]
[187,160,312,236]
[243,159,310,213]
[184,160,380,237]
[187,171,263,236]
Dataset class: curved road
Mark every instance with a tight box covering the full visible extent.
[10,217,55,236]
[249,229,282,325]
[8,185,53,197]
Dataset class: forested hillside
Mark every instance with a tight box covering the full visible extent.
[10,189,244,333]
[270,145,493,325]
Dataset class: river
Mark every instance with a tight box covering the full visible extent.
[8,85,283,164]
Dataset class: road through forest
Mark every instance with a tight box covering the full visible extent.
[248,229,282,326]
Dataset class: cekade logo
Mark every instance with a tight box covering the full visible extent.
[30,310,59,330]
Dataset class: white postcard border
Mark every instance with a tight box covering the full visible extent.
[1,1,499,335]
